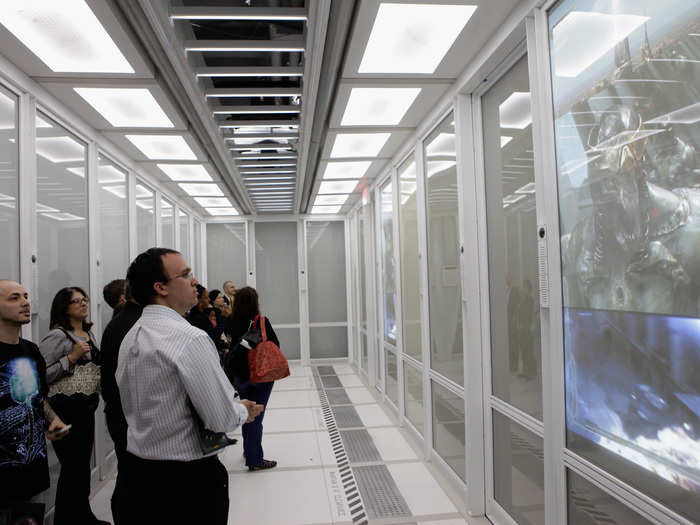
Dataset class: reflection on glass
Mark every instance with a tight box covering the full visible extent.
[308,221,347,323]
[36,113,89,337]
[161,197,174,248]
[193,218,201,278]
[493,411,545,525]
[361,333,368,373]
[0,86,19,281]
[380,180,397,345]
[399,154,422,361]
[568,469,652,525]
[483,54,542,419]
[206,223,245,292]
[98,155,128,332]
[432,381,465,480]
[550,2,700,519]
[425,113,464,386]
[310,326,348,358]
[404,361,424,435]
[386,350,398,406]
[178,209,189,263]
[359,208,367,332]
[136,181,155,253]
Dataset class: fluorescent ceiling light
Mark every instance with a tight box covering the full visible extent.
[36,136,85,163]
[501,136,513,148]
[74,88,173,128]
[646,101,700,125]
[157,164,212,182]
[322,161,371,180]
[330,133,390,158]
[178,183,223,197]
[247,181,295,186]
[359,4,476,73]
[240,170,296,175]
[515,182,536,194]
[160,200,173,209]
[499,92,531,129]
[244,177,295,182]
[103,185,127,199]
[238,163,296,168]
[126,135,197,160]
[426,160,456,177]
[135,199,153,211]
[552,12,648,78]
[318,180,358,194]
[314,195,347,205]
[42,212,84,221]
[66,167,85,178]
[206,207,239,216]
[234,125,299,133]
[135,184,153,199]
[311,205,342,214]
[425,133,456,157]
[195,197,232,207]
[0,0,134,73]
[341,87,421,126]
[98,165,126,184]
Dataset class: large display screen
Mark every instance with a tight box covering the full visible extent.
[549,0,700,520]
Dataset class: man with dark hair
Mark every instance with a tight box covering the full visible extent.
[0,280,68,519]
[102,279,126,318]
[222,280,235,307]
[116,249,263,525]
[99,282,141,525]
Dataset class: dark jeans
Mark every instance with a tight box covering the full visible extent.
[105,410,127,525]
[49,394,99,525]
[235,380,274,466]
[120,452,229,525]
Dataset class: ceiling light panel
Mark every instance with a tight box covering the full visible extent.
[74,88,173,127]
[359,4,477,73]
[0,0,134,73]
[330,133,390,158]
[178,183,223,197]
[499,92,532,129]
[126,135,197,160]
[206,207,239,216]
[311,205,342,214]
[322,161,371,180]
[318,180,358,194]
[341,88,421,126]
[36,136,85,163]
[195,197,231,207]
[315,195,347,205]
[157,164,212,182]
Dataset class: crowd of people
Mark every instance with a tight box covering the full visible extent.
[0,248,281,525]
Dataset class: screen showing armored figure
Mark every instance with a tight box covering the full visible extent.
[549,0,700,521]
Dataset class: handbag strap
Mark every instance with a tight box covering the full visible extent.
[259,316,267,342]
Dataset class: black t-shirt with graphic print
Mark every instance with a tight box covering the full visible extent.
[0,338,50,502]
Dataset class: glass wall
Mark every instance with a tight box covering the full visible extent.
[161,197,174,248]
[98,155,128,330]
[550,1,700,522]
[193,218,202,278]
[307,221,348,358]
[255,222,300,359]
[399,154,422,361]
[135,182,155,253]
[206,222,246,291]
[432,380,465,480]
[424,113,463,386]
[404,361,424,435]
[178,209,190,263]
[0,86,19,281]
[380,179,396,346]
[358,207,368,372]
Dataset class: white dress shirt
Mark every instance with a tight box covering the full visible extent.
[116,304,248,461]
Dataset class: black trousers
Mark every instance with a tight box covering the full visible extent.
[105,410,127,525]
[120,452,229,525]
[50,394,99,525]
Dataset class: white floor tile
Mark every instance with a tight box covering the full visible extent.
[422,520,469,525]
[274,376,316,391]
[228,468,333,525]
[367,428,420,462]
[289,365,313,377]
[323,468,353,523]
[345,387,376,405]
[219,431,325,471]
[330,364,355,375]
[263,407,324,433]
[355,404,394,428]
[339,374,364,388]
[387,462,458,516]
[269,388,321,409]
[316,431,338,466]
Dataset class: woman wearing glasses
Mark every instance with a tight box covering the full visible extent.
[39,287,108,525]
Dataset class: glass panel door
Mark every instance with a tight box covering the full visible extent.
[178,209,190,263]
[358,206,368,372]
[255,222,300,359]
[160,197,174,248]
[135,181,155,253]
[206,223,246,292]
[0,86,19,281]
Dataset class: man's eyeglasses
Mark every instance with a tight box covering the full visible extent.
[69,297,89,305]
[163,269,194,283]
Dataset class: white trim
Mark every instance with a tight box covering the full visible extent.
[490,396,544,437]
[298,218,309,364]
[308,321,348,328]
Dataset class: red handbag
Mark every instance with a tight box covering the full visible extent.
[248,316,290,383]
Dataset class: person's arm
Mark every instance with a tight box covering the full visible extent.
[43,400,69,440]
[39,330,75,384]
[264,317,280,348]
[177,333,259,433]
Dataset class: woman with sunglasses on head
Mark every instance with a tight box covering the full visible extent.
[39,287,108,525]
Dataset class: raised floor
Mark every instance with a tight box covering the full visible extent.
[90,363,489,525]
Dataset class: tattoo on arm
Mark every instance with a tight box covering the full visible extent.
[43,401,57,423]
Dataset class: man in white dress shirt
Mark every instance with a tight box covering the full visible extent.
[116,248,263,525]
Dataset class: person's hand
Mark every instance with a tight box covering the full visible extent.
[46,416,69,441]
[239,399,264,422]
[68,341,91,364]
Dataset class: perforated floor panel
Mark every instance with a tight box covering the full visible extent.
[316,365,336,375]
[331,405,363,428]
[325,388,352,406]
[321,375,343,388]
[340,429,382,463]
[352,464,411,519]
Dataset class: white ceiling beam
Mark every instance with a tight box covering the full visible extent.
[205,87,302,98]
[171,7,307,21]
[185,40,305,52]
[239,168,298,175]
[212,105,301,115]
[195,66,304,78]
[219,119,300,127]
